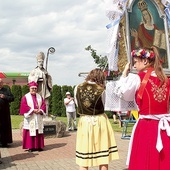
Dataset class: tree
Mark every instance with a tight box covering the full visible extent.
[21,85,29,96]
[51,85,62,116]
[10,85,22,115]
[48,91,52,114]
[8,83,77,117]
[85,45,108,69]
[85,45,122,79]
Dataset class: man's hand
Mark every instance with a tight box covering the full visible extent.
[37,110,42,115]
[0,94,5,98]
[33,109,39,114]
[34,109,43,115]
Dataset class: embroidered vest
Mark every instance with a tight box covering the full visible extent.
[136,72,170,115]
[76,82,104,115]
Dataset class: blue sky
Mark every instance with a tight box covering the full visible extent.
[0,0,109,86]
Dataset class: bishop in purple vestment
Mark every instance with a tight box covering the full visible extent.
[20,81,46,152]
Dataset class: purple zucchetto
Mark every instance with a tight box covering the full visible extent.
[28,81,38,87]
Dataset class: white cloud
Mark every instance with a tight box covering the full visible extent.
[0,0,109,86]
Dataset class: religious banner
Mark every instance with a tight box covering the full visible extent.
[104,0,170,73]
[104,0,170,112]
[127,0,170,69]
[104,0,128,72]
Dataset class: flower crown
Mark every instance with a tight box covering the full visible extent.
[131,49,155,59]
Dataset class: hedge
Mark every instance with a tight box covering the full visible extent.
[8,84,111,118]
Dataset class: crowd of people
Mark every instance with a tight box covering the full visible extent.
[0,45,170,170]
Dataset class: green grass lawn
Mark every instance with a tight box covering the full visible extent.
[11,115,134,134]
[11,115,70,129]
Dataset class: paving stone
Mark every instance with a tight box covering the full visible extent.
[0,129,129,170]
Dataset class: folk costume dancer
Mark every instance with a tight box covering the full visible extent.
[113,47,170,170]
[74,68,119,170]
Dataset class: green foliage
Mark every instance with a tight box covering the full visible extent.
[8,84,77,117]
[3,85,10,89]
[10,85,22,115]
[11,115,134,134]
[48,92,52,114]
[21,85,29,96]
[11,115,23,129]
[85,45,108,69]
[51,85,62,116]
[62,85,74,96]
[85,45,123,80]
[105,111,113,119]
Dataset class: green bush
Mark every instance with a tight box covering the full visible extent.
[51,85,62,116]
[21,85,29,96]
[8,83,71,116]
[10,85,22,115]
[105,111,113,118]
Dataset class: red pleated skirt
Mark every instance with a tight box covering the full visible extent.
[128,119,170,170]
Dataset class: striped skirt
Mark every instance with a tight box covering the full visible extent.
[76,113,119,167]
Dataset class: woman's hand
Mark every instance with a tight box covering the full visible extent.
[122,62,131,77]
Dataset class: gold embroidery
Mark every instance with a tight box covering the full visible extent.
[79,85,100,108]
[149,79,167,102]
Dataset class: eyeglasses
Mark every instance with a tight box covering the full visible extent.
[31,88,37,90]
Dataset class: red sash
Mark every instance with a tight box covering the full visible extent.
[138,68,154,99]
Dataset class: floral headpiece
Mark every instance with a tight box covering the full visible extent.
[131,49,155,59]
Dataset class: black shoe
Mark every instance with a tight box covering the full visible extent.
[68,129,72,131]
[38,148,43,152]
[74,128,77,131]
[28,149,35,152]
[1,144,8,148]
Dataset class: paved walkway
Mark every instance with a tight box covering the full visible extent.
[0,129,129,170]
